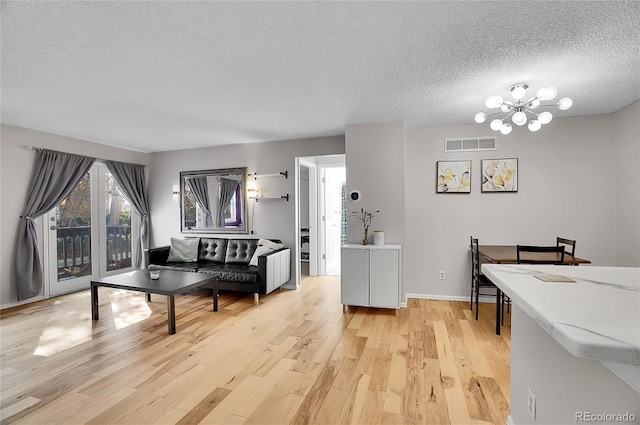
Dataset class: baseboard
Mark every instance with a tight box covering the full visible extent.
[404,293,497,304]
[0,295,46,311]
[506,414,515,425]
[280,282,297,290]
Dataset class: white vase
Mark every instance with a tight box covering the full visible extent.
[373,230,384,246]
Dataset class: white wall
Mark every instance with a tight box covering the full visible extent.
[403,113,618,300]
[147,135,345,285]
[345,122,405,246]
[0,124,149,307]
[613,101,640,266]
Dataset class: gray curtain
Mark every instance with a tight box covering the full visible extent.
[185,177,213,227]
[105,161,150,269]
[217,178,239,227]
[15,150,95,300]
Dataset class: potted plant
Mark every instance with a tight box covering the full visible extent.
[350,208,380,245]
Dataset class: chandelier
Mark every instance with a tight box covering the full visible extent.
[474,83,573,134]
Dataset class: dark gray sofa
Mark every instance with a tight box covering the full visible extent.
[148,237,291,311]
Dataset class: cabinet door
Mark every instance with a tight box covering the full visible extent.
[341,248,370,306]
[370,249,399,308]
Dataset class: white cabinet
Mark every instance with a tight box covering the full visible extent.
[341,244,401,309]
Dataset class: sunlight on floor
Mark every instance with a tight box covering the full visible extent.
[33,289,152,357]
[111,292,152,330]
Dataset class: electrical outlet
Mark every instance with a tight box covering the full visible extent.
[439,271,446,280]
[527,388,536,420]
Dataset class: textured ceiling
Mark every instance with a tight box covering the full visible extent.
[2,1,639,152]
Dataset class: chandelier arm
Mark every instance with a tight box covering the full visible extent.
[501,110,515,124]
[524,96,539,105]
[484,111,504,119]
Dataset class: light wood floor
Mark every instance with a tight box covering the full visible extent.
[0,276,511,425]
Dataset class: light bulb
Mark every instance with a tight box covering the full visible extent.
[528,98,540,109]
[528,120,542,132]
[557,97,573,110]
[538,111,553,124]
[536,87,558,101]
[485,96,504,109]
[512,111,527,126]
[490,119,503,131]
[501,101,514,113]
[474,112,487,123]
[511,85,526,100]
[499,123,512,135]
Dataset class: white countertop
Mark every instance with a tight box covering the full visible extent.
[482,265,640,365]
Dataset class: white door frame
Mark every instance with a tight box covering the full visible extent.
[45,163,138,296]
[46,166,100,296]
[294,155,346,285]
[318,164,346,275]
[294,157,319,287]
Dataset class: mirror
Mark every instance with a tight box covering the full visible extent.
[180,167,248,234]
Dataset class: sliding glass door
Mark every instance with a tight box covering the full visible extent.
[47,164,138,296]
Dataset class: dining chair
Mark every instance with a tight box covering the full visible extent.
[516,245,566,264]
[556,237,576,257]
[470,237,500,320]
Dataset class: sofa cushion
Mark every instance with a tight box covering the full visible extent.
[149,262,200,272]
[197,263,258,283]
[199,238,228,263]
[225,239,259,264]
[249,239,284,266]
[167,237,199,262]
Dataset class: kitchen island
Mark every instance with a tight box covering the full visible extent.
[482,264,639,425]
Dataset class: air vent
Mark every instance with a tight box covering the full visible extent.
[445,137,497,152]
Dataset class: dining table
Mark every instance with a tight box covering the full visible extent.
[478,245,592,335]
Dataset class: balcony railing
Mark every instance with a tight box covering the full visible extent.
[56,225,132,279]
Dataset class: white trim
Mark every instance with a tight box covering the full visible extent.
[294,157,301,288]
[1,295,46,310]
[506,414,515,425]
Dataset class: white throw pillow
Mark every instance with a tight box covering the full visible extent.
[167,238,199,262]
[249,239,284,266]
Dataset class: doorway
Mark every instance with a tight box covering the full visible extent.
[46,163,138,296]
[294,155,346,287]
[321,166,346,276]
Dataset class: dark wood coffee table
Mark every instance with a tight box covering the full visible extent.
[91,270,216,334]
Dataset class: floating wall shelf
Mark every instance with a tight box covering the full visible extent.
[250,194,290,202]
[248,171,288,179]
[248,171,289,201]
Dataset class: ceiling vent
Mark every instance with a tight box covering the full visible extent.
[445,137,497,153]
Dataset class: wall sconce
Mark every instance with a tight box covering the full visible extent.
[172,184,180,202]
[248,188,262,200]
[247,180,261,199]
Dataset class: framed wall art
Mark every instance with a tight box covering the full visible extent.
[481,158,518,192]
[436,160,471,193]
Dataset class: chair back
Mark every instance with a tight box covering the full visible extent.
[556,237,576,257]
[470,237,481,278]
[517,245,566,264]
